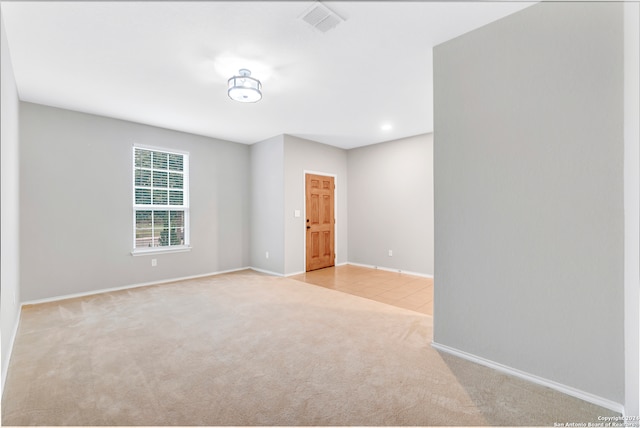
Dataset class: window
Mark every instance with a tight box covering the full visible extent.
[133,146,189,253]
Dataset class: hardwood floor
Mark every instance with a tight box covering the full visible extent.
[290,265,433,315]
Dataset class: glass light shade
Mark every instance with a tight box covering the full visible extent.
[228,69,262,103]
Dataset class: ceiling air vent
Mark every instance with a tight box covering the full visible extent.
[300,1,344,33]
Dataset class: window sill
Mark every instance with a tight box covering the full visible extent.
[131,246,192,256]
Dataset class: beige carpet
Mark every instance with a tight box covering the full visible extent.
[2,270,618,426]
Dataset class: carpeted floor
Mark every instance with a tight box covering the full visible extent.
[1,270,619,426]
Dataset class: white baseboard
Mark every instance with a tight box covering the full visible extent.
[347,261,434,279]
[21,267,253,306]
[285,271,305,277]
[248,267,285,277]
[431,341,625,415]
[1,305,22,397]
[284,262,349,276]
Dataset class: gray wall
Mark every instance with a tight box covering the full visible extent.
[19,102,250,302]
[433,1,624,405]
[251,133,426,277]
[623,2,640,416]
[283,135,348,275]
[1,9,21,394]
[347,134,433,275]
[249,135,285,274]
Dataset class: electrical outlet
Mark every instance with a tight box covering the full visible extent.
[265,251,269,259]
[388,250,393,257]
[151,258,157,267]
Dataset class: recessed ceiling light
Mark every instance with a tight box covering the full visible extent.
[381,123,392,131]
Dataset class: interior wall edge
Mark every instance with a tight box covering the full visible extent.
[623,0,640,418]
[0,307,21,400]
[0,7,21,402]
[431,341,625,415]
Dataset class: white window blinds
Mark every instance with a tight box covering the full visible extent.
[133,146,189,251]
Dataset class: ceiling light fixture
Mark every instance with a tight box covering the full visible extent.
[228,69,262,103]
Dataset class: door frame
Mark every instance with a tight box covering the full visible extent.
[303,170,338,271]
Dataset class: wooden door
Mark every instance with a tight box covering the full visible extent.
[305,173,335,271]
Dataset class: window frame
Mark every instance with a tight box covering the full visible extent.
[131,144,191,255]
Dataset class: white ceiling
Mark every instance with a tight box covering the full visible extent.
[1,1,534,149]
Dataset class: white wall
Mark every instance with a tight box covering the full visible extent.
[347,134,433,276]
[283,135,348,275]
[19,102,251,302]
[433,1,625,409]
[249,135,285,274]
[1,9,21,395]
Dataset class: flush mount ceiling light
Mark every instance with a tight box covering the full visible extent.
[228,69,262,103]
